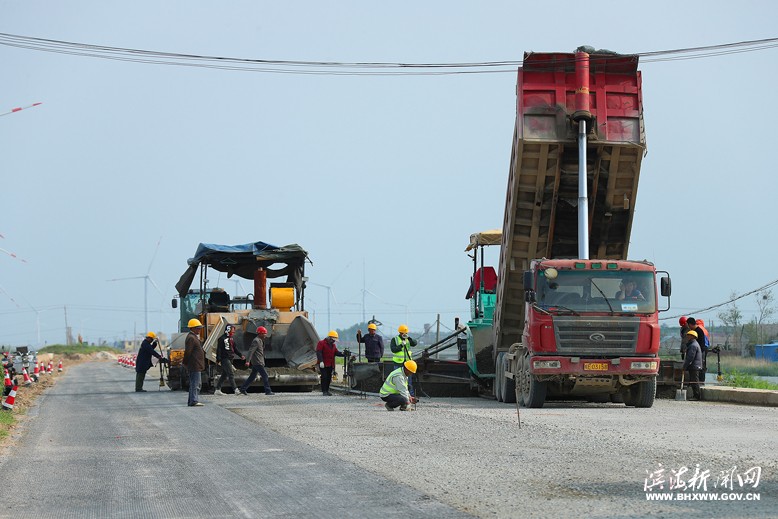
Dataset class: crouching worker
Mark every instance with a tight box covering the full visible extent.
[380,360,418,411]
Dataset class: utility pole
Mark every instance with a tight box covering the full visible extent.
[64,305,71,345]
[362,259,366,324]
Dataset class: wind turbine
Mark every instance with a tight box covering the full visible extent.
[308,262,353,332]
[308,282,338,332]
[108,237,163,333]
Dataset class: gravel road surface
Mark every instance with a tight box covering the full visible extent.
[1,362,775,518]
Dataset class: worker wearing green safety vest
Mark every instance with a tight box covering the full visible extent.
[390,324,418,396]
[380,360,418,411]
[390,324,417,368]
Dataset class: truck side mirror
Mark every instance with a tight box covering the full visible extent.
[171,298,178,309]
[660,276,671,297]
[523,270,536,302]
[523,270,534,290]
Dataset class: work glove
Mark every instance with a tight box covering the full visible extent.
[319,361,325,369]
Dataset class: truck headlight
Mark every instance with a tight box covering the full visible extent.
[533,360,561,369]
[631,361,657,370]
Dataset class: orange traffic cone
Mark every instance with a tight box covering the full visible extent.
[22,368,32,386]
[33,362,39,376]
[58,360,63,372]
[2,385,17,411]
[47,361,53,374]
[3,369,11,388]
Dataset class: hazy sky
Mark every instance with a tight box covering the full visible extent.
[1,1,777,347]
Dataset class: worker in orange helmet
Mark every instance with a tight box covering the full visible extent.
[678,316,689,359]
[238,326,274,396]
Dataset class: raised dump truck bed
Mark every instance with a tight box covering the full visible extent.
[494,50,647,352]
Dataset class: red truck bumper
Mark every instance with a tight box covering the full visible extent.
[530,356,659,376]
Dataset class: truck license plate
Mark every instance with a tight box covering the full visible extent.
[583,362,608,371]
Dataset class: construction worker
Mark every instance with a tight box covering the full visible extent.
[390,324,417,394]
[239,326,274,396]
[682,330,703,400]
[686,317,710,381]
[183,318,205,407]
[135,332,167,392]
[380,360,418,411]
[357,323,384,363]
[390,325,416,370]
[214,325,245,395]
[316,331,349,396]
[678,316,689,359]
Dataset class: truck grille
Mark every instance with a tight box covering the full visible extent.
[553,316,639,356]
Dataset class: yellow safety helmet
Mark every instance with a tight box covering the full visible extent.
[328,330,339,339]
[403,360,417,373]
[686,330,698,338]
[146,331,157,339]
[367,323,377,331]
[188,318,203,328]
[398,324,409,334]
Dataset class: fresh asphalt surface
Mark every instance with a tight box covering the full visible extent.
[0,362,470,519]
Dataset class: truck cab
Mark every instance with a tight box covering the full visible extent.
[510,258,670,407]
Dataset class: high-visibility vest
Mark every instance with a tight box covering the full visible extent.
[380,367,407,397]
[392,336,411,364]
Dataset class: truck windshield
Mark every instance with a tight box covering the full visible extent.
[537,270,656,314]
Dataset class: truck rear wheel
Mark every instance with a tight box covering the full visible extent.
[502,353,516,404]
[494,353,505,402]
[633,378,656,408]
[519,351,546,408]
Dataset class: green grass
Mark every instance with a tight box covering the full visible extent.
[0,409,14,439]
[719,357,778,377]
[38,344,123,355]
[721,370,778,390]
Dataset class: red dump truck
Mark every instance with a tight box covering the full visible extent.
[490,48,671,408]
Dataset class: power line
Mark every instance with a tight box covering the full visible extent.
[0,33,776,75]
[662,278,778,321]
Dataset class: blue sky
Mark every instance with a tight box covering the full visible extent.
[1,1,776,346]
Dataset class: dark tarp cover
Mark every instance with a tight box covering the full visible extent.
[175,241,310,297]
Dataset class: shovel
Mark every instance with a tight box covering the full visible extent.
[675,371,686,401]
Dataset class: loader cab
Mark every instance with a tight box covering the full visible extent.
[173,288,248,333]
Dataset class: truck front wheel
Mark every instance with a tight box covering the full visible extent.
[633,378,656,408]
[519,351,547,408]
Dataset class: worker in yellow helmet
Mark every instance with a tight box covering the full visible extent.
[135,331,167,393]
[316,330,350,396]
[380,360,418,411]
[356,322,384,363]
[390,324,417,395]
[183,318,205,407]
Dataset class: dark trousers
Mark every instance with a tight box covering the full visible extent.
[216,360,236,390]
[188,371,201,405]
[320,367,333,394]
[240,364,272,393]
[381,394,409,409]
[687,369,701,399]
[367,357,381,363]
[135,371,147,391]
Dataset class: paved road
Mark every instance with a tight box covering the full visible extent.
[0,362,470,519]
